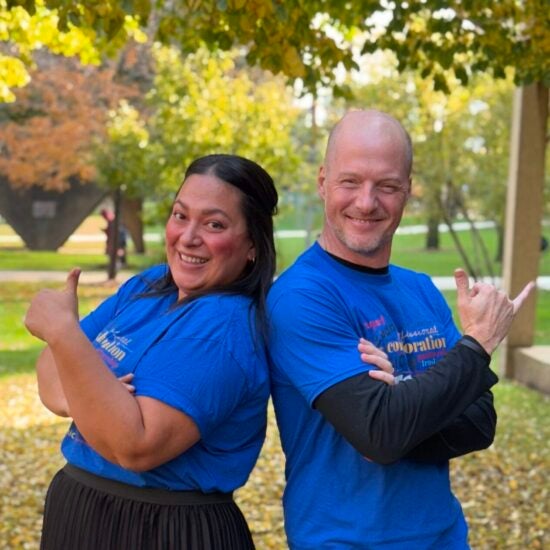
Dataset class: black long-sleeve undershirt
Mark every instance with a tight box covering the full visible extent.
[314,336,497,465]
[404,390,496,462]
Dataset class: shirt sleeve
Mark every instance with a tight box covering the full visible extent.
[268,286,377,404]
[314,338,498,464]
[80,266,166,340]
[132,333,250,438]
[403,391,497,462]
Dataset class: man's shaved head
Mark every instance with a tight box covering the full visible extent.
[325,109,413,177]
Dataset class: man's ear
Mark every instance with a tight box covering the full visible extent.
[318,165,327,200]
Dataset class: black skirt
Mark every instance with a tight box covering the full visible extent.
[40,464,255,550]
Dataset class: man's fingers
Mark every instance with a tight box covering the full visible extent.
[358,339,388,359]
[454,268,470,297]
[65,268,82,294]
[368,370,395,386]
[512,281,536,314]
[361,353,394,373]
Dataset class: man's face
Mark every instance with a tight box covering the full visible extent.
[318,123,411,267]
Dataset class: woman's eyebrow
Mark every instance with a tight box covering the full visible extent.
[173,200,231,219]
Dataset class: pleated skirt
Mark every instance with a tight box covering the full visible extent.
[40,464,255,550]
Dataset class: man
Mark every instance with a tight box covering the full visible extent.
[267,109,533,549]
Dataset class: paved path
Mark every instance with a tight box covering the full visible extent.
[0,221,498,245]
[1,270,549,290]
[0,270,135,284]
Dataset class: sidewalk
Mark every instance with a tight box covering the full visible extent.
[0,270,135,284]
[1,270,549,290]
[0,221,499,245]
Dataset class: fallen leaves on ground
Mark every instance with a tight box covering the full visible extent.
[0,375,547,549]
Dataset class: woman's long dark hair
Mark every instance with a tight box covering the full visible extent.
[144,154,278,339]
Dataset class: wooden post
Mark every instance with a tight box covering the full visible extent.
[500,83,549,378]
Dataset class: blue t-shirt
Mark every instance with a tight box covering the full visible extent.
[61,264,270,493]
[267,243,468,549]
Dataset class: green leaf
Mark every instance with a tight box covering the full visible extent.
[105,15,125,40]
[438,49,454,70]
[333,83,354,100]
[492,66,506,80]
[57,13,69,32]
[454,65,469,86]
[421,65,432,79]
[360,41,378,55]
[432,72,450,93]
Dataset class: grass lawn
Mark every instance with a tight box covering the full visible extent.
[275,227,550,276]
[2,218,549,276]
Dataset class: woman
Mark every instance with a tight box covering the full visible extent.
[25,154,278,550]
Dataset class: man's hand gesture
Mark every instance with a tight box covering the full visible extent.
[454,268,535,354]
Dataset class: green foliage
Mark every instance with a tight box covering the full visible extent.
[94,46,304,218]
[0,0,145,101]
[92,98,152,197]
[369,0,550,90]
[0,0,99,101]
[3,0,548,102]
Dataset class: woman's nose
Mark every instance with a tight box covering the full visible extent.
[179,223,202,246]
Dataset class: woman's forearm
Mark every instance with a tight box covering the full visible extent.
[48,321,148,464]
[26,269,200,470]
[36,347,70,417]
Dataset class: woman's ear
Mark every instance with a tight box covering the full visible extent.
[247,245,256,263]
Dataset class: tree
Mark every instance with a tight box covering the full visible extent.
[0,51,135,191]
[364,0,550,90]
[0,0,149,101]
[3,1,548,99]
[93,45,303,227]
[146,46,301,192]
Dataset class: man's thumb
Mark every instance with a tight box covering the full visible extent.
[454,268,470,296]
[66,268,81,294]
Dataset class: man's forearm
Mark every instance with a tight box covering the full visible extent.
[403,391,496,462]
[314,338,497,464]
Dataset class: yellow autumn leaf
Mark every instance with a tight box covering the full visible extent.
[282,45,305,78]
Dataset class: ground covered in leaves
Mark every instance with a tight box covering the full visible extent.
[0,282,548,548]
[1,376,547,549]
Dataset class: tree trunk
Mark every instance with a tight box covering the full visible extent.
[121,196,145,253]
[438,197,478,280]
[107,188,122,280]
[425,216,440,250]
[451,180,495,281]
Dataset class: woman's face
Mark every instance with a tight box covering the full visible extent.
[165,173,254,300]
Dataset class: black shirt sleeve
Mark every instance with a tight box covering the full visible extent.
[403,391,496,462]
[313,337,498,465]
